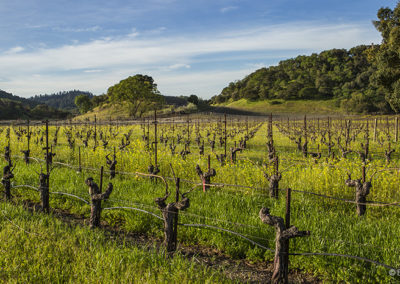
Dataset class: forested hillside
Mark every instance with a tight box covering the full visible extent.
[0,89,70,120]
[0,90,38,108]
[212,45,390,113]
[30,90,94,110]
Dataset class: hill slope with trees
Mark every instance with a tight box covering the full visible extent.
[212,2,400,114]
[30,90,94,111]
[211,45,390,113]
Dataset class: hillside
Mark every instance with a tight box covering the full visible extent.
[73,99,195,121]
[215,98,343,116]
[0,89,69,120]
[29,90,94,111]
[0,89,37,108]
[211,45,390,114]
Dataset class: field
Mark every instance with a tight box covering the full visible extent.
[1,114,400,283]
[214,98,343,115]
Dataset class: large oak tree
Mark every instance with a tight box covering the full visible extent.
[107,75,164,118]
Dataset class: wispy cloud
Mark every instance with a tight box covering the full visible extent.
[167,63,191,70]
[0,21,381,98]
[220,6,238,13]
[5,46,24,54]
[53,26,101,33]
[84,69,104,73]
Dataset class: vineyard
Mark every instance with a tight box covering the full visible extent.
[1,113,400,283]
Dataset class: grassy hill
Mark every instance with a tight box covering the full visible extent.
[73,101,197,121]
[214,98,344,116]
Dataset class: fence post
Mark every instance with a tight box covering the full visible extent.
[25,119,30,164]
[94,115,97,148]
[224,113,227,159]
[154,110,158,167]
[78,147,82,172]
[396,117,398,143]
[284,188,292,283]
[41,120,50,213]
[172,177,180,250]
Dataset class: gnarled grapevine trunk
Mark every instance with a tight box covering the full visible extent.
[259,208,310,284]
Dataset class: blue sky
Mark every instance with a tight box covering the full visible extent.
[0,0,398,98]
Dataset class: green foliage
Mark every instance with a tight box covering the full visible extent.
[211,45,392,114]
[0,98,69,120]
[187,94,199,105]
[1,118,400,282]
[0,203,228,283]
[107,74,164,118]
[30,90,94,110]
[29,104,69,119]
[91,94,108,108]
[369,2,400,113]
[2,120,399,283]
[74,94,93,114]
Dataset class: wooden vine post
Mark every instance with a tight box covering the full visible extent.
[155,177,190,254]
[264,157,281,199]
[303,115,308,157]
[85,166,114,228]
[327,117,332,158]
[21,119,30,164]
[345,169,372,216]
[259,188,310,284]
[78,147,82,172]
[40,120,50,213]
[148,110,160,177]
[2,162,14,200]
[94,115,97,148]
[224,113,227,159]
[4,132,11,164]
[395,117,398,143]
[172,178,180,248]
[105,147,117,179]
[155,110,158,167]
[195,155,216,192]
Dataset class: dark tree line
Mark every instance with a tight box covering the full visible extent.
[30,90,94,110]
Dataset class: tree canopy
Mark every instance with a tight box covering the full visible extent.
[370,2,400,112]
[107,74,164,118]
[211,3,400,114]
[75,94,93,114]
[211,45,389,113]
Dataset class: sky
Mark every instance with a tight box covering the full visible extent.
[0,0,398,99]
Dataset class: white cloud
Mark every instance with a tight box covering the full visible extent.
[0,21,382,98]
[167,63,191,70]
[5,46,24,54]
[220,6,238,13]
[84,69,104,73]
[128,28,140,38]
[53,26,101,33]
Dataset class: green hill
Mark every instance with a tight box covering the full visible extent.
[29,90,94,111]
[0,90,69,120]
[211,45,391,114]
[215,98,343,116]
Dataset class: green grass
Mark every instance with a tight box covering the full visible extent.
[1,117,400,282]
[0,202,229,283]
[215,98,343,115]
[74,102,197,122]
